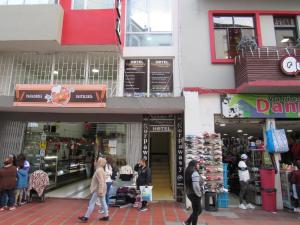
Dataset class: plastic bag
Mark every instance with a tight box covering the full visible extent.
[140,186,153,202]
[266,123,289,153]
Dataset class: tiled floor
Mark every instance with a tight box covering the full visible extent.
[0,198,299,225]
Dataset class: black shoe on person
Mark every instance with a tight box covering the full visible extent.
[78,216,88,222]
[139,206,148,211]
[99,216,109,221]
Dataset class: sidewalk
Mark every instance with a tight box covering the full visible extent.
[0,198,299,225]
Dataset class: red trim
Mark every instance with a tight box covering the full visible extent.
[209,10,300,64]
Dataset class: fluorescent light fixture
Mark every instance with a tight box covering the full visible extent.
[52,70,58,75]
[223,133,228,136]
[237,130,243,133]
[281,38,290,43]
[92,68,99,73]
[287,129,293,133]
[220,123,226,127]
[248,136,253,139]
[243,133,248,136]
[231,137,235,139]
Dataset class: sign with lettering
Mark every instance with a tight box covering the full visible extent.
[281,56,300,76]
[222,94,300,118]
[175,114,184,202]
[150,59,173,96]
[14,84,106,107]
[124,59,148,96]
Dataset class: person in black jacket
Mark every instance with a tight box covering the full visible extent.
[134,159,151,211]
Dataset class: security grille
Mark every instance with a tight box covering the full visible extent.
[0,52,119,97]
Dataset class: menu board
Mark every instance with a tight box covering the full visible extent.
[150,59,173,96]
[124,59,147,96]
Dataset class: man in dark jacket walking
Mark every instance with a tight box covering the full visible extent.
[0,157,17,211]
[134,159,151,211]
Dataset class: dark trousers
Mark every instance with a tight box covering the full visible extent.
[239,181,250,204]
[1,189,15,207]
[186,194,202,225]
[296,185,300,206]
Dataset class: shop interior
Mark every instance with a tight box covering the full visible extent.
[215,114,300,209]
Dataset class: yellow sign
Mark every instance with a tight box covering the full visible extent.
[40,142,47,150]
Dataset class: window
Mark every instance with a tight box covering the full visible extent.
[126,0,172,46]
[274,17,298,47]
[72,0,114,10]
[213,15,256,59]
[0,0,56,4]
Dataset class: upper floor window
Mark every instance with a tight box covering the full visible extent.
[0,0,57,4]
[274,17,298,47]
[213,15,256,60]
[72,0,114,10]
[126,0,172,47]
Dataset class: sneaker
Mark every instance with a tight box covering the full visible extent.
[139,207,148,212]
[239,203,247,210]
[294,207,300,213]
[78,216,88,222]
[8,207,16,211]
[247,203,255,209]
[99,216,109,221]
[98,210,109,214]
[0,207,6,212]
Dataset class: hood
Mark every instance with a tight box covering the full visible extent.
[96,157,107,168]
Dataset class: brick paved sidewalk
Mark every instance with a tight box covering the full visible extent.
[0,198,299,225]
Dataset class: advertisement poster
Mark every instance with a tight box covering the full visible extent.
[150,59,173,96]
[222,94,300,118]
[14,84,106,107]
[124,59,147,96]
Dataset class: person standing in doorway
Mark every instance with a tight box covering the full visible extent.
[78,157,109,222]
[104,156,113,208]
[183,160,204,225]
[238,154,255,210]
[291,160,300,212]
[85,151,93,178]
[134,159,151,211]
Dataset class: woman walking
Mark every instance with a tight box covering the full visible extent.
[78,157,109,222]
[183,160,204,225]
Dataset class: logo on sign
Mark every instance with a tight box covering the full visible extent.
[281,56,300,76]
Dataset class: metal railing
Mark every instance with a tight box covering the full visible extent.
[0,52,119,97]
[0,0,58,5]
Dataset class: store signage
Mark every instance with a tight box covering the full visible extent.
[149,125,173,132]
[222,94,300,118]
[281,56,300,76]
[142,116,150,161]
[14,84,106,107]
[150,59,173,96]
[175,114,184,202]
[124,59,148,96]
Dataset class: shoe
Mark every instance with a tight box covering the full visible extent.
[78,216,88,222]
[247,203,255,209]
[98,210,109,214]
[239,203,247,210]
[0,207,6,211]
[9,207,16,211]
[294,207,300,213]
[99,216,109,221]
[182,222,189,225]
[139,207,148,211]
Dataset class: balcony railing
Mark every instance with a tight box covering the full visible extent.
[0,52,119,97]
[0,0,58,5]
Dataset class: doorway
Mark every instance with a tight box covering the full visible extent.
[149,132,174,200]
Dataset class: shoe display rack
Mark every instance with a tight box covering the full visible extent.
[185,133,225,193]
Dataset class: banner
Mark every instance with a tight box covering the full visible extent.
[14,84,106,107]
[222,94,300,118]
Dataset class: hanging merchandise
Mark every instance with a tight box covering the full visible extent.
[266,123,289,153]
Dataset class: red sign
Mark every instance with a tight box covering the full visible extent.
[14,84,106,107]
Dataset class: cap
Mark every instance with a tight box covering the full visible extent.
[241,154,248,160]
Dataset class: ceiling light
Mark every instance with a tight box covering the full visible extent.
[52,70,58,75]
[92,68,99,73]
[248,136,253,139]
[223,133,228,136]
[243,133,248,136]
[287,129,293,133]
[281,38,290,43]
[231,137,235,139]
[237,130,243,133]
[220,123,226,127]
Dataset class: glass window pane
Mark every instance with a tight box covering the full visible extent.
[0,0,7,4]
[7,0,23,4]
[275,29,297,47]
[234,17,254,28]
[126,33,172,47]
[127,0,148,32]
[148,0,171,32]
[73,0,84,9]
[274,17,296,27]
[213,16,233,28]
[25,0,50,4]
[228,28,242,59]
[214,29,229,59]
[86,0,114,9]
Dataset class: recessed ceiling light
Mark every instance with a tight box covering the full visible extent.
[92,68,99,73]
[231,137,235,139]
[243,133,248,136]
[220,123,226,127]
[52,70,58,75]
[281,38,290,43]
[237,130,243,133]
[223,133,228,136]
[287,129,293,133]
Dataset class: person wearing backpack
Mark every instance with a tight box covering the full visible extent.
[183,160,204,225]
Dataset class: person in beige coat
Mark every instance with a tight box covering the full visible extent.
[78,158,109,222]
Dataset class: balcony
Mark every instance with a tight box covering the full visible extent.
[0,1,63,51]
[234,47,300,93]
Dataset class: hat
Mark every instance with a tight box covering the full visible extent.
[241,154,248,160]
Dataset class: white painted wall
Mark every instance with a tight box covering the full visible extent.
[260,16,277,47]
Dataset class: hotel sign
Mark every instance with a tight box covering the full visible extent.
[281,56,300,76]
[14,84,106,107]
[222,94,300,118]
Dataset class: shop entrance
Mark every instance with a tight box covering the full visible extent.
[149,132,174,200]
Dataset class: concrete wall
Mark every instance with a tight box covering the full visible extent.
[0,5,63,42]
[180,0,300,89]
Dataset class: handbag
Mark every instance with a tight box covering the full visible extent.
[140,186,153,202]
[265,123,289,153]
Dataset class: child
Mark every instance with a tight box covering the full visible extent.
[15,161,28,206]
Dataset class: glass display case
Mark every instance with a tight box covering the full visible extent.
[43,156,58,188]
[23,131,42,173]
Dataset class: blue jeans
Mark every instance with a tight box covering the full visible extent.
[84,192,108,218]
[1,189,15,207]
[106,182,112,206]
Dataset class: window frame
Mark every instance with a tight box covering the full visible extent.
[273,16,298,47]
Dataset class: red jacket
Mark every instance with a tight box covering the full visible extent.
[0,165,17,190]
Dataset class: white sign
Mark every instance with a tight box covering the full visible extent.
[281,56,300,76]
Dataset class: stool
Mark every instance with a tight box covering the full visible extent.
[205,192,218,211]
